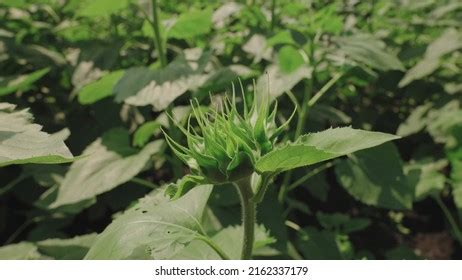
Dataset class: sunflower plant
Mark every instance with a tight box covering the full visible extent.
[163,84,400,259]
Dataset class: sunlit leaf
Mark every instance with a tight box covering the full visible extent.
[256,127,399,173]
[405,160,447,201]
[169,9,212,39]
[399,29,462,87]
[0,68,49,96]
[50,128,163,208]
[133,121,162,147]
[77,0,130,18]
[0,103,74,167]
[85,185,212,259]
[77,70,124,104]
[278,45,304,73]
[0,242,44,260]
[114,52,211,111]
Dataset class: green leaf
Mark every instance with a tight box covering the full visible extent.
[256,63,311,101]
[0,234,97,260]
[398,58,440,87]
[133,121,162,147]
[311,4,343,34]
[172,225,275,259]
[23,164,66,187]
[50,128,163,208]
[212,2,242,28]
[242,34,272,62]
[0,68,49,96]
[405,160,447,201]
[335,143,413,210]
[172,225,276,260]
[425,101,462,144]
[425,28,462,59]
[296,227,350,260]
[310,105,352,125]
[0,103,74,167]
[305,173,330,202]
[448,137,462,211]
[267,30,295,47]
[278,45,304,73]
[77,0,130,18]
[385,245,422,260]
[396,103,432,137]
[36,233,97,260]
[335,35,404,72]
[85,185,212,259]
[257,188,288,253]
[316,212,371,234]
[256,127,400,173]
[169,9,213,39]
[165,174,207,200]
[114,52,210,111]
[0,242,45,260]
[77,70,124,104]
[1,0,28,8]
[399,29,462,87]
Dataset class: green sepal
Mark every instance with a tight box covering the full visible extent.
[165,174,208,200]
[227,151,255,181]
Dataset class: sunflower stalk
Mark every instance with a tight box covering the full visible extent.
[163,83,295,259]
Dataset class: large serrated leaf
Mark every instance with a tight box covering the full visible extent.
[50,128,163,208]
[0,103,74,167]
[256,127,399,173]
[85,185,212,259]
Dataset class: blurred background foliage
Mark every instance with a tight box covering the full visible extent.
[0,0,461,259]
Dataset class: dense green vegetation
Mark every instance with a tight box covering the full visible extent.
[0,0,461,260]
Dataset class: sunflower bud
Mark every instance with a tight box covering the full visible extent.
[164,84,295,188]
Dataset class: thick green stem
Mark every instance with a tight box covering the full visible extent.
[151,0,167,68]
[235,177,255,260]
